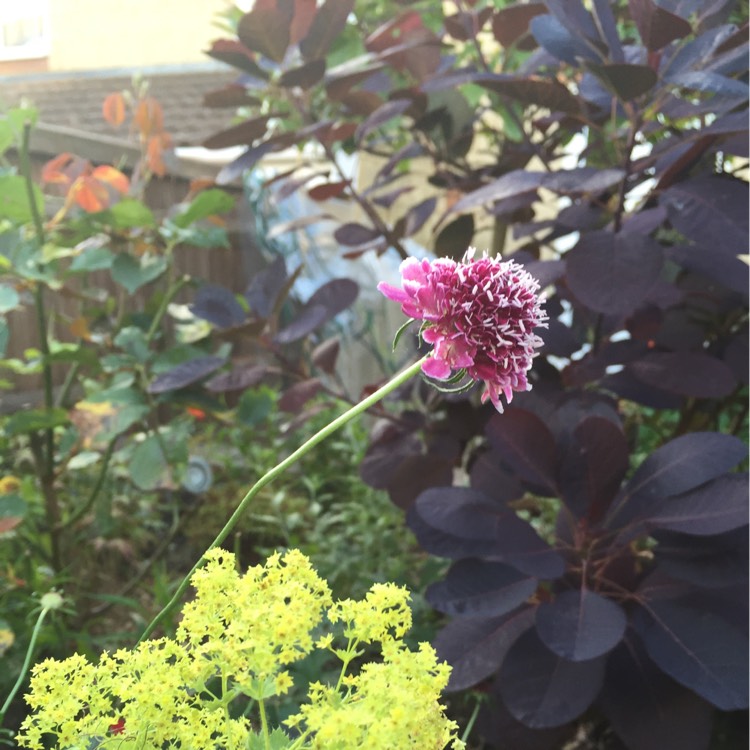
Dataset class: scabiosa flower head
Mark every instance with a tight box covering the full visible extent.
[377,247,548,412]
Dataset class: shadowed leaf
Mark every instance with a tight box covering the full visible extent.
[558,416,629,521]
[498,629,607,728]
[190,285,246,329]
[635,598,748,710]
[427,560,537,618]
[237,3,293,62]
[279,378,323,413]
[205,364,268,393]
[148,357,226,394]
[628,0,693,50]
[434,608,536,691]
[646,473,749,536]
[202,115,271,149]
[608,432,748,528]
[599,640,714,750]
[535,588,627,661]
[205,39,269,80]
[566,231,664,315]
[492,3,546,48]
[485,409,557,493]
[299,0,355,60]
[629,352,737,398]
[245,257,287,318]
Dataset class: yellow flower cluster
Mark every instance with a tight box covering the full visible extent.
[17,549,464,750]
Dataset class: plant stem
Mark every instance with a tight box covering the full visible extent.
[146,272,189,343]
[258,699,271,750]
[0,604,50,726]
[460,696,483,745]
[138,356,427,642]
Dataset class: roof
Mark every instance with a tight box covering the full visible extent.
[0,65,237,148]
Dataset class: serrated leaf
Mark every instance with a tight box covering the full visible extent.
[111,253,168,294]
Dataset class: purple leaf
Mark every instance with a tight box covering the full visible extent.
[498,629,607,728]
[629,352,737,398]
[667,243,749,297]
[435,214,475,259]
[204,364,268,393]
[433,607,536,691]
[543,167,625,194]
[655,528,749,587]
[408,488,565,577]
[608,432,748,528]
[237,3,293,62]
[148,356,226,394]
[448,170,544,216]
[190,285,246,328]
[485,408,558,493]
[355,98,413,143]
[426,559,537,618]
[566,231,664,315]
[274,304,328,344]
[403,196,436,237]
[558,416,629,521]
[311,336,340,374]
[598,640,715,750]
[386,454,454,510]
[662,176,748,256]
[334,222,381,247]
[634,598,749,710]
[492,3,547,49]
[587,62,657,100]
[591,0,624,62]
[245,256,287,318]
[470,451,524,505]
[204,39,269,80]
[202,115,271,149]
[535,588,627,661]
[278,58,326,89]
[646,472,749,536]
[278,378,323,413]
[203,84,260,108]
[299,0,355,61]
[530,14,601,64]
[305,277,359,320]
[628,0,693,51]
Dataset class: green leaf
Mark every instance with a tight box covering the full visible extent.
[0,284,20,313]
[67,451,102,470]
[0,174,44,224]
[100,404,150,441]
[3,408,69,436]
[246,728,292,750]
[237,387,275,427]
[111,253,168,294]
[113,326,151,362]
[172,189,235,229]
[109,199,156,229]
[69,245,114,272]
[129,435,167,490]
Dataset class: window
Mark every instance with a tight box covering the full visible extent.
[0,0,50,61]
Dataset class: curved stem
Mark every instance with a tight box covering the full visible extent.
[138,357,427,642]
[0,605,50,726]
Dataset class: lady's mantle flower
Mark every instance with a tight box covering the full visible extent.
[378,248,547,412]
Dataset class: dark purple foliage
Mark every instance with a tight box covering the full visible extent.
[200,0,749,746]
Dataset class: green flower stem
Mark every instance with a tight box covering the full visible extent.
[258,698,271,750]
[139,356,427,643]
[0,603,51,725]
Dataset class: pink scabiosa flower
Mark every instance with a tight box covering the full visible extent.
[377,248,548,412]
